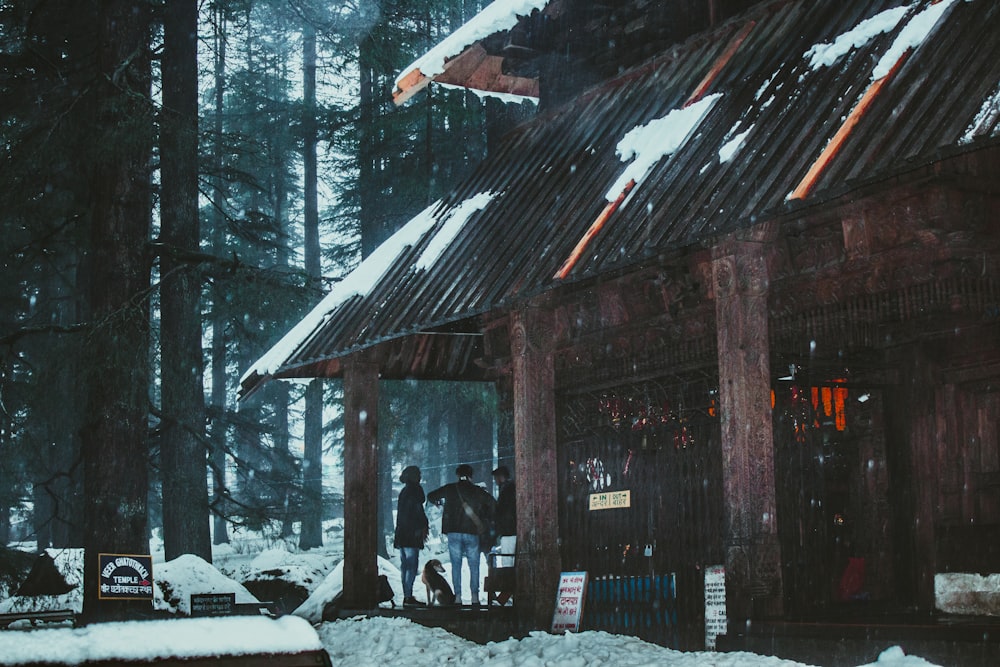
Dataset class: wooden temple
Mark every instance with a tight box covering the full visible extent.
[241,0,1000,660]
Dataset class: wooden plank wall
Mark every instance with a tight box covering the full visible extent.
[557,378,723,649]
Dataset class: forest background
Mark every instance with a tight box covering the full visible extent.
[0,0,533,622]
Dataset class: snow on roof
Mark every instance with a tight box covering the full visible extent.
[718,124,753,163]
[415,191,498,270]
[872,0,956,80]
[242,189,501,383]
[438,81,539,105]
[240,200,444,382]
[962,81,1000,143]
[394,0,550,90]
[804,5,908,72]
[605,93,722,202]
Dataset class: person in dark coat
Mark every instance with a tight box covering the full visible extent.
[393,465,429,606]
[491,465,516,568]
[427,463,496,605]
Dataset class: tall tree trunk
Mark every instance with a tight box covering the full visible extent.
[80,0,153,624]
[209,3,230,546]
[273,386,294,539]
[357,29,383,257]
[160,0,211,563]
[301,382,324,548]
[300,23,324,550]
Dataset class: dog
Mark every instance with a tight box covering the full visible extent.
[421,559,455,606]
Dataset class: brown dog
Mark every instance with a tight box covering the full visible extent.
[421,559,455,606]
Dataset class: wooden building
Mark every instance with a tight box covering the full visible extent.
[241,0,1000,655]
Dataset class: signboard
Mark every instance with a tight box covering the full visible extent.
[588,489,631,511]
[99,553,153,600]
[551,571,588,633]
[191,592,236,617]
[704,564,727,650]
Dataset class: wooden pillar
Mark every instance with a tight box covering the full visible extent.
[341,350,379,609]
[510,305,561,629]
[889,342,939,609]
[712,228,783,621]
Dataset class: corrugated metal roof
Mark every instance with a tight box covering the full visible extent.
[240,0,1000,398]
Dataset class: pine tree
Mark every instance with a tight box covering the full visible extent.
[159,0,212,563]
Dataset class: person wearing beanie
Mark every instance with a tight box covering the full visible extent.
[393,465,429,606]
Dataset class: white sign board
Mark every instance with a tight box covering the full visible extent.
[551,571,588,633]
[588,489,631,510]
[704,564,727,649]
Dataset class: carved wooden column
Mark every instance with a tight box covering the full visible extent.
[510,304,561,629]
[712,226,783,621]
[341,350,379,609]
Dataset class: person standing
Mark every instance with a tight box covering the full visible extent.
[393,465,429,606]
[491,465,516,568]
[427,464,496,605]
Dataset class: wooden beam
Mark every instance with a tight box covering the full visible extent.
[712,226,783,621]
[510,304,561,629]
[341,350,380,609]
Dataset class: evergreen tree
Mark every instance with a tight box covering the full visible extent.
[79,0,155,623]
[160,0,212,563]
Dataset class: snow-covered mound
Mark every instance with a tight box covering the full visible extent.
[293,555,401,623]
[236,547,335,614]
[153,553,259,615]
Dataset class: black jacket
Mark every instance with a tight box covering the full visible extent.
[393,482,429,549]
[494,479,516,536]
[427,479,496,536]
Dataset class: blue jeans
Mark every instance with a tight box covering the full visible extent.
[447,532,481,602]
[399,547,419,598]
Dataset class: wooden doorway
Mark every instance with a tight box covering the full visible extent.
[557,378,723,649]
[773,378,895,615]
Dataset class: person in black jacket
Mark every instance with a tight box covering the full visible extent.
[427,464,496,605]
[393,465,429,606]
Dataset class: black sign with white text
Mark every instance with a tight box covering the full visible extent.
[98,553,154,600]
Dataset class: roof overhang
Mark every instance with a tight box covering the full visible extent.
[392,0,553,105]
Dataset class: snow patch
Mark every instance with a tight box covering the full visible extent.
[804,6,908,71]
[719,125,753,163]
[438,81,539,105]
[415,192,498,270]
[872,0,956,80]
[935,572,1000,616]
[960,81,1000,144]
[605,94,722,201]
[0,616,320,665]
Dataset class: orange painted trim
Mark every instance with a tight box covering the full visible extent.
[554,180,636,280]
[684,20,756,108]
[788,49,911,201]
[393,68,430,105]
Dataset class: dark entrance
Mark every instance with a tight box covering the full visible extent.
[773,375,895,616]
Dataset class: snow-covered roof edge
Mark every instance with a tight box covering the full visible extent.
[240,191,502,388]
[393,0,549,103]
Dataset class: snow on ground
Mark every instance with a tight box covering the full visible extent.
[3,525,992,666]
[317,616,941,667]
[0,612,943,667]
